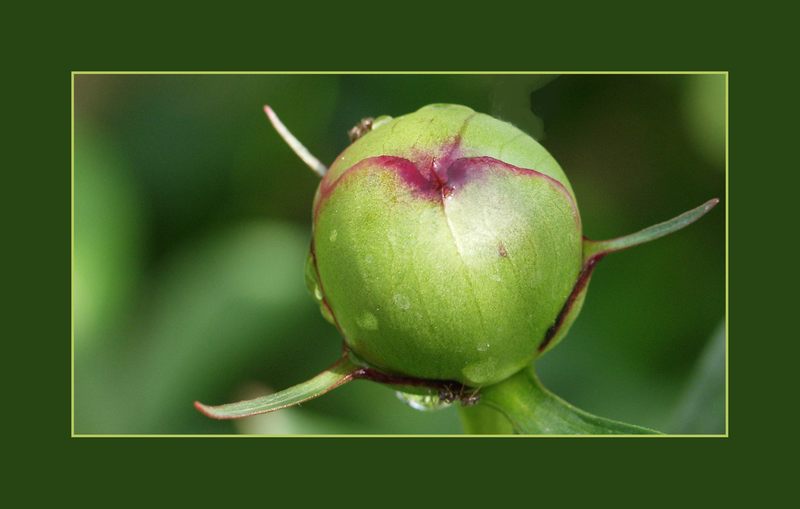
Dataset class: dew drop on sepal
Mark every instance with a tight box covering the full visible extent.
[395,390,452,411]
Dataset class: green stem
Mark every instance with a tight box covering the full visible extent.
[459,403,515,434]
[461,366,659,435]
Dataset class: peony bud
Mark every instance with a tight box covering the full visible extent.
[307,104,582,386]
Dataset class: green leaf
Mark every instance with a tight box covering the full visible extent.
[195,355,361,419]
[668,321,726,434]
[475,367,660,434]
[583,198,719,260]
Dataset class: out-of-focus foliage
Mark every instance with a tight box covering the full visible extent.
[667,321,726,434]
[73,74,725,434]
[682,74,726,169]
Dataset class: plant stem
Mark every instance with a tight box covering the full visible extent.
[459,403,514,434]
[460,366,659,434]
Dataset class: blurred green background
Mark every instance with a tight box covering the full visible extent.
[73,74,725,434]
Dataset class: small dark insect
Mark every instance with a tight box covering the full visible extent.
[348,117,375,142]
[460,388,481,407]
[438,384,481,406]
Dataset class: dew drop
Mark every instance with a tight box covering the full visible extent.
[393,293,411,310]
[357,311,379,330]
[395,390,452,412]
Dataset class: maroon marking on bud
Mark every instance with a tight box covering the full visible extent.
[314,154,581,233]
[498,242,508,258]
[314,155,440,220]
[408,115,473,183]
[538,253,605,353]
[351,364,479,405]
[403,137,462,188]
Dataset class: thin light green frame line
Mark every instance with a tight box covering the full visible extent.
[70,71,729,438]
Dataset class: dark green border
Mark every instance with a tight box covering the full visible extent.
[14,10,769,501]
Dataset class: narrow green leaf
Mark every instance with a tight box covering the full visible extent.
[668,321,726,434]
[194,355,360,420]
[478,367,659,434]
[584,198,719,260]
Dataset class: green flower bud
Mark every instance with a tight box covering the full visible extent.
[306,104,583,386]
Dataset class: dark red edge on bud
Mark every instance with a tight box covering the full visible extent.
[349,342,480,404]
[352,363,480,406]
[538,252,604,353]
[313,154,581,230]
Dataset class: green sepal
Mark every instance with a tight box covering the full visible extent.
[539,198,720,355]
[583,198,719,260]
[194,354,361,420]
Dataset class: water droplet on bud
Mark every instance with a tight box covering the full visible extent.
[393,293,411,310]
[395,390,452,412]
[357,311,379,330]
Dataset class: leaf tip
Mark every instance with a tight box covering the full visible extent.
[194,400,226,420]
[263,104,275,120]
